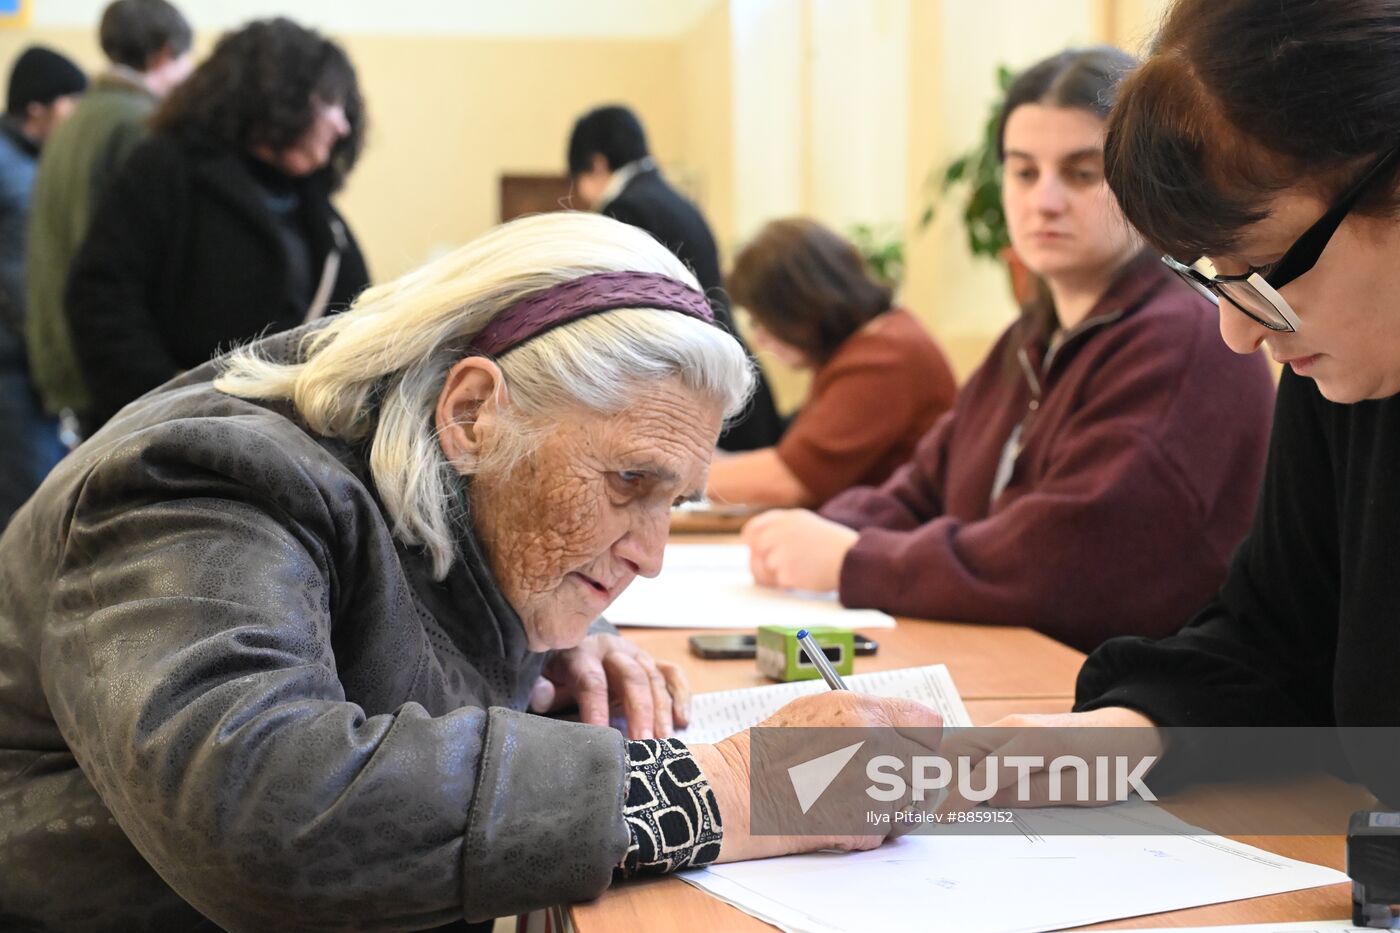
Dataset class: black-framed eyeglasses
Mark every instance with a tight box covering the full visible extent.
[1163,143,1400,333]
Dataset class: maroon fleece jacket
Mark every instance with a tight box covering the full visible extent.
[820,252,1276,652]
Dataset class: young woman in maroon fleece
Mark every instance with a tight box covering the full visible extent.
[742,46,1276,654]
[941,0,1400,812]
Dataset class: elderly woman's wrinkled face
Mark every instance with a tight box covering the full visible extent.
[465,376,723,651]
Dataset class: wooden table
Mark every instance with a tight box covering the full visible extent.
[645,535,1085,697]
[624,620,1086,701]
[573,767,1361,932]
[570,620,1364,933]
[571,696,1081,933]
[574,614,1089,933]
[571,700,1366,924]
[642,533,1084,700]
[669,506,762,535]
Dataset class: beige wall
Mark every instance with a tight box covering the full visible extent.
[729,0,807,247]
[722,0,916,411]
[0,27,114,79]
[0,27,689,282]
[808,0,909,234]
[1108,0,1170,52]
[677,0,734,261]
[333,34,686,280]
[0,0,1171,391]
[903,0,967,373]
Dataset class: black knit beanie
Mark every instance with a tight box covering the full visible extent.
[7,46,86,116]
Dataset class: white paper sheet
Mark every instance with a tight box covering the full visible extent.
[1126,923,1377,932]
[672,664,972,744]
[606,544,895,629]
[680,802,1348,933]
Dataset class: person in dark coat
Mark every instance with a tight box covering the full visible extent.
[26,0,194,435]
[66,17,370,429]
[0,47,86,529]
[568,104,785,451]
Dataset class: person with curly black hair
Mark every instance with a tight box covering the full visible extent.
[65,17,370,429]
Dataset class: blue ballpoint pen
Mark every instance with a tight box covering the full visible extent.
[796,629,848,691]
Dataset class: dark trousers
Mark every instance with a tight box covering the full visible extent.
[0,354,65,530]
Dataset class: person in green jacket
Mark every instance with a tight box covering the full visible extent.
[25,0,191,437]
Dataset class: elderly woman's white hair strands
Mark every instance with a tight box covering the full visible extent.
[214,212,754,579]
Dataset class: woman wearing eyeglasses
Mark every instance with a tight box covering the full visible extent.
[946,0,1400,808]
[742,46,1276,653]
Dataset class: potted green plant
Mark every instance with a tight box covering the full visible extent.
[920,64,1039,306]
[847,222,904,289]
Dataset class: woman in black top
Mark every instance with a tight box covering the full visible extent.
[965,0,1400,806]
[66,18,370,429]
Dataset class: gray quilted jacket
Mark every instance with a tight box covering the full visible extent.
[0,328,630,931]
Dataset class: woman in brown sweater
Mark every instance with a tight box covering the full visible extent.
[706,218,956,508]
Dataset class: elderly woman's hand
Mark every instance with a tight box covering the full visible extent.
[529,633,691,740]
[742,509,858,592]
[691,692,944,864]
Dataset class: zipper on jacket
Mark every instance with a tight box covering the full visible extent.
[305,217,348,323]
[989,307,1126,506]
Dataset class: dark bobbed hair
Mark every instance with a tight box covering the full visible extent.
[997,45,1139,160]
[99,0,192,71]
[1104,0,1400,263]
[150,18,364,190]
[727,218,893,366]
[994,46,1139,356]
[567,105,649,176]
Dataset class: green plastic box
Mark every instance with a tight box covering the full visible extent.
[755,625,854,682]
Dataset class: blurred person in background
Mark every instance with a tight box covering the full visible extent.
[0,47,86,529]
[568,104,787,452]
[707,217,956,508]
[743,47,1276,653]
[66,17,370,430]
[26,0,192,440]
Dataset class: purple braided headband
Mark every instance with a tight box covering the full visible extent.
[470,270,716,357]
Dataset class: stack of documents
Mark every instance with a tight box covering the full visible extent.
[607,544,895,629]
[673,666,1349,933]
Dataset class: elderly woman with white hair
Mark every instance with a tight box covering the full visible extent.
[0,212,939,932]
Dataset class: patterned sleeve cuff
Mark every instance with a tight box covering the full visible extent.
[615,738,723,878]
